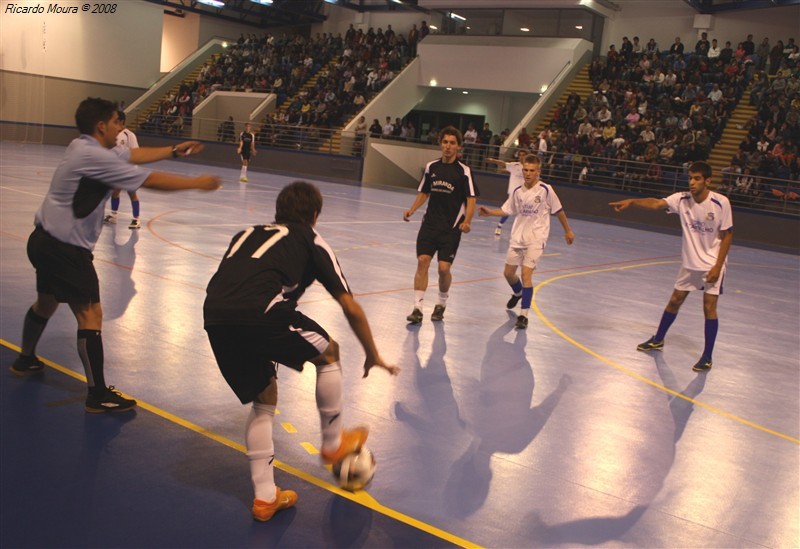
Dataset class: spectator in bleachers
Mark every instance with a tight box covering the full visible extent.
[769,40,785,75]
[669,37,685,57]
[742,34,756,56]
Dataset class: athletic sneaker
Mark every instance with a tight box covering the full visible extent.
[406,308,423,324]
[320,426,369,465]
[240,177,248,182]
[692,355,712,372]
[636,336,664,352]
[431,304,446,321]
[251,487,298,521]
[85,386,137,413]
[104,214,117,225]
[507,294,522,309]
[495,227,502,236]
[10,354,45,376]
[515,315,529,330]
[128,219,141,230]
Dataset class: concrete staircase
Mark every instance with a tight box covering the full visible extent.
[131,55,218,135]
[707,89,755,174]
[534,64,591,134]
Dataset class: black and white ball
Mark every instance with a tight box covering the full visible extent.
[332,446,376,492]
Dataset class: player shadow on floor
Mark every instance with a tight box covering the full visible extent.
[1,357,138,548]
[102,225,139,321]
[322,495,374,548]
[523,353,706,545]
[394,321,465,435]
[443,318,572,519]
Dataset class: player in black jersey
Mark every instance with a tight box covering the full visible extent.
[403,126,478,323]
[237,122,256,182]
[204,181,399,521]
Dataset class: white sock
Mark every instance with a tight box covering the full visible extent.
[520,309,529,317]
[240,166,247,178]
[316,362,343,453]
[438,291,448,306]
[414,290,425,310]
[245,402,276,502]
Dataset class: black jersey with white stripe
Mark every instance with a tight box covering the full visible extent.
[418,159,478,230]
[203,223,350,326]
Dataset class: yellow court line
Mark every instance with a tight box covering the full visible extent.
[531,263,800,445]
[0,339,483,549]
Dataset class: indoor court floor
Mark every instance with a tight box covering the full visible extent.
[1,142,798,548]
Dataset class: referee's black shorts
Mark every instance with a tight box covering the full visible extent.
[240,149,252,161]
[27,225,100,304]
[205,311,330,404]
[416,223,462,263]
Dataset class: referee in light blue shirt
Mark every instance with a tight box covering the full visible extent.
[11,97,221,413]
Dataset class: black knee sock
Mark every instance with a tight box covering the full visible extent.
[77,330,105,395]
[21,307,49,356]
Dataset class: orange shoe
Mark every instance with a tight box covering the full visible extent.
[320,426,369,465]
[251,487,298,521]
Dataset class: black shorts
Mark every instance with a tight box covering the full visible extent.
[27,225,100,304]
[205,311,330,404]
[240,150,252,161]
[416,224,462,263]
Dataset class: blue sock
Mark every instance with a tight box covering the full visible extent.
[521,287,533,310]
[131,200,140,218]
[510,280,523,296]
[703,319,718,359]
[654,311,677,341]
[499,215,509,225]
[111,196,120,212]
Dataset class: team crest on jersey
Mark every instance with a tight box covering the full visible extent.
[534,196,541,203]
[706,212,715,221]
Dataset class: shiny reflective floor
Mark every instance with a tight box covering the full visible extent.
[1,142,798,548]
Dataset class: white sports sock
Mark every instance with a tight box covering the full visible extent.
[438,291,449,306]
[240,166,247,177]
[246,402,276,502]
[414,290,425,310]
[316,361,343,453]
[519,309,529,317]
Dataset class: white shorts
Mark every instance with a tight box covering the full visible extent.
[674,266,725,295]
[506,245,544,269]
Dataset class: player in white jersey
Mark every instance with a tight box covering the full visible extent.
[485,150,527,236]
[104,111,143,229]
[479,155,575,329]
[609,161,733,372]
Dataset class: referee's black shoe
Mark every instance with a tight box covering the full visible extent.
[10,354,45,376]
[506,294,522,309]
[85,386,137,413]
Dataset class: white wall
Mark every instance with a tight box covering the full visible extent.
[418,36,591,94]
[0,0,163,88]
[602,1,800,53]
[162,12,201,73]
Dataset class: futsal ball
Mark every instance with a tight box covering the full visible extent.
[332,446,376,492]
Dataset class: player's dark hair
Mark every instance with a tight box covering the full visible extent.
[75,97,118,135]
[439,125,463,146]
[275,181,323,225]
[521,155,541,167]
[689,161,712,180]
[117,110,126,124]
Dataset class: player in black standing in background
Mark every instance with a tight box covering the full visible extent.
[403,126,478,323]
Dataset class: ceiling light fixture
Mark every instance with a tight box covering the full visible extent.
[197,0,225,7]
